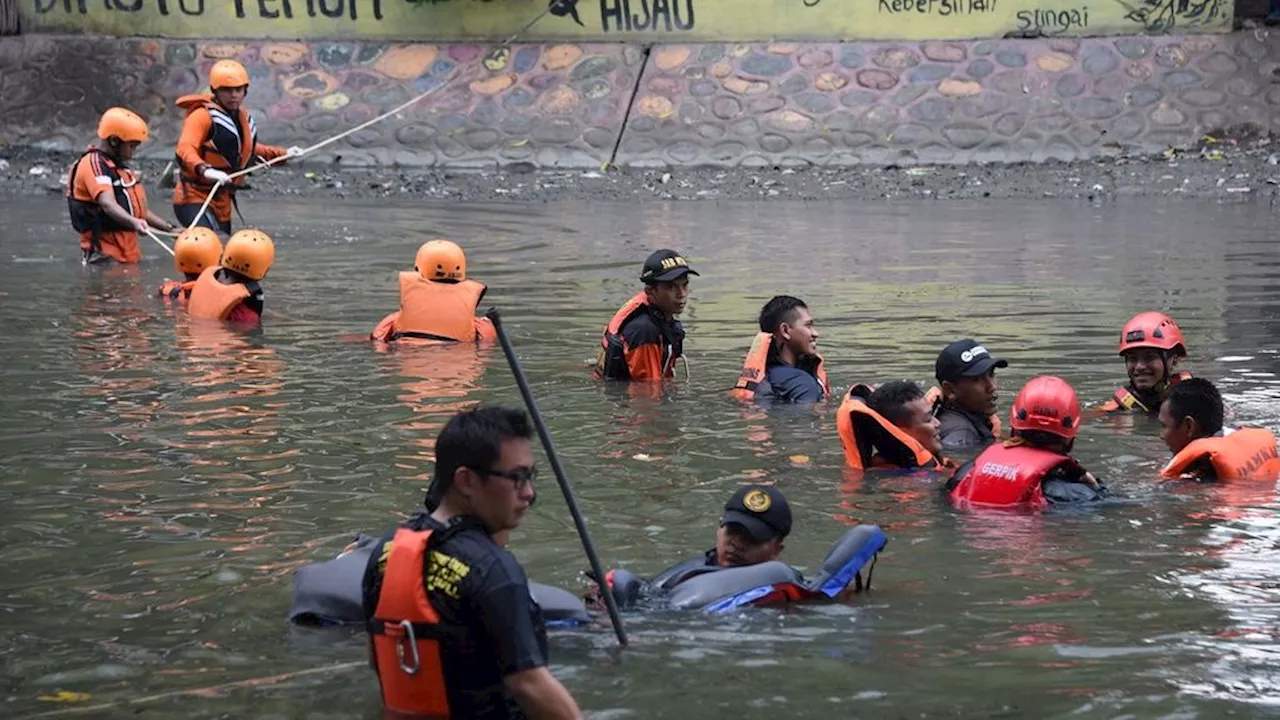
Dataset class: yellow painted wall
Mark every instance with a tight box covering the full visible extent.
[21,0,1230,41]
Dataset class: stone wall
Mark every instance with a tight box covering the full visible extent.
[1,31,1277,169]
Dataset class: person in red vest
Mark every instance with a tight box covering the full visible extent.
[1159,378,1280,482]
[947,376,1108,509]
[361,406,582,719]
[1099,311,1192,415]
[594,249,697,382]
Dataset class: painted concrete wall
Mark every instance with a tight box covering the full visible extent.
[22,0,1231,42]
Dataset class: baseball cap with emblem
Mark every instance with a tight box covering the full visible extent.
[640,249,699,284]
[935,338,1009,383]
[720,485,792,542]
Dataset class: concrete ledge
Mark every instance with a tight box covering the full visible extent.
[1,32,1278,168]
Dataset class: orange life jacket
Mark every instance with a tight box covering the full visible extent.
[836,384,945,470]
[368,527,452,718]
[1161,427,1280,482]
[393,273,488,343]
[1102,371,1193,413]
[594,293,681,380]
[923,385,1002,437]
[948,442,1075,509]
[187,267,251,320]
[175,94,260,186]
[158,279,195,304]
[731,331,829,401]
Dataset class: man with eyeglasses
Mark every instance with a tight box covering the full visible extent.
[361,406,582,720]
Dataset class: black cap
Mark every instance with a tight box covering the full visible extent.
[935,338,1009,383]
[640,249,699,284]
[720,485,791,542]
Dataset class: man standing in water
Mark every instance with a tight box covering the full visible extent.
[1100,311,1191,415]
[732,296,829,404]
[933,339,1007,449]
[361,406,582,719]
[595,249,697,381]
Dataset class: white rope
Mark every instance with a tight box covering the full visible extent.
[142,226,175,256]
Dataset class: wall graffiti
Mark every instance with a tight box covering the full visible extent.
[21,0,1231,40]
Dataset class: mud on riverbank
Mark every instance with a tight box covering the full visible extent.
[3,134,1279,205]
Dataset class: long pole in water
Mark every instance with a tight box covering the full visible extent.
[485,308,628,647]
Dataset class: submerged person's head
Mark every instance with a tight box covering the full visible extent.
[640,249,697,318]
[1119,312,1187,392]
[869,380,941,455]
[759,295,818,363]
[1158,378,1224,455]
[1009,376,1080,453]
[426,406,537,535]
[716,485,791,567]
[935,338,1007,416]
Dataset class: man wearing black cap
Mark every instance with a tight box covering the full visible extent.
[646,486,792,588]
[594,249,698,382]
[934,338,1008,449]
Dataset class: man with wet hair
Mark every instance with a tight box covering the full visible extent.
[868,380,944,462]
[362,406,582,720]
[934,339,1008,449]
[595,249,697,382]
[1159,378,1280,481]
[736,295,827,404]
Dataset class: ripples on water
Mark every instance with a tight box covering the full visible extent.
[2,196,1279,718]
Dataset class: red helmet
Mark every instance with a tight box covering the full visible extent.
[1118,311,1186,357]
[1010,375,1080,441]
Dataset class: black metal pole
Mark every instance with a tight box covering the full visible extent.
[485,308,628,647]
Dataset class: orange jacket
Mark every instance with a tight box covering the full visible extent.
[1162,428,1280,481]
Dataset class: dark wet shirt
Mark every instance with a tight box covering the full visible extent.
[760,361,826,404]
[937,402,995,449]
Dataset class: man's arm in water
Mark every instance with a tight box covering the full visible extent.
[504,667,583,720]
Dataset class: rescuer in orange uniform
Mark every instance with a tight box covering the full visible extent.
[66,107,178,264]
[186,229,275,325]
[1100,311,1193,415]
[1159,378,1280,482]
[157,227,223,303]
[370,239,497,344]
[172,59,301,233]
[595,249,697,382]
[361,406,583,719]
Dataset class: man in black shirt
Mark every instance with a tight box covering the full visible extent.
[362,406,582,720]
[595,249,697,382]
[934,338,1008,449]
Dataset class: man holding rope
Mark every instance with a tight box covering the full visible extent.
[362,406,583,719]
[172,60,301,234]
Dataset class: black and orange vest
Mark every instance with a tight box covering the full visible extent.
[368,527,453,718]
[66,149,140,244]
[187,267,252,320]
[1161,428,1280,481]
[393,273,488,342]
[176,94,261,188]
[595,293,682,380]
[948,442,1075,509]
[731,331,829,401]
[836,384,945,471]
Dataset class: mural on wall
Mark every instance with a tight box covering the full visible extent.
[23,0,1231,41]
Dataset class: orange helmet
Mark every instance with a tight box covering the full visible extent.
[97,107,149,144]
[414,240,466,282]
[221,229,275,281]
[1010,375,1081,441]
[173,227,223,276]
[1118,311,1186,357]
[209,60,250,90]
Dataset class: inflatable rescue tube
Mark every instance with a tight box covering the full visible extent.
[607,524,888,613]
[289,534,589,628]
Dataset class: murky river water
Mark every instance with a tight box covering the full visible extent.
[2,194,1279,718]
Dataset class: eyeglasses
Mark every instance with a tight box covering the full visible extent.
[471,466,537,491]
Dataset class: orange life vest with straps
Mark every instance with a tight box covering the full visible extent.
[731,331,829,401]
[1102,371,1193,413]
[393,273,488,343]
[1161,427,1280,482]
[158,279,196,304]
[187,267,251,320]
[368,527,452,718]
[594,293,682,380]
[175,93,260,186]
[923,385,1002,437]
[948,442,1076,509]
[836,384,945,471]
